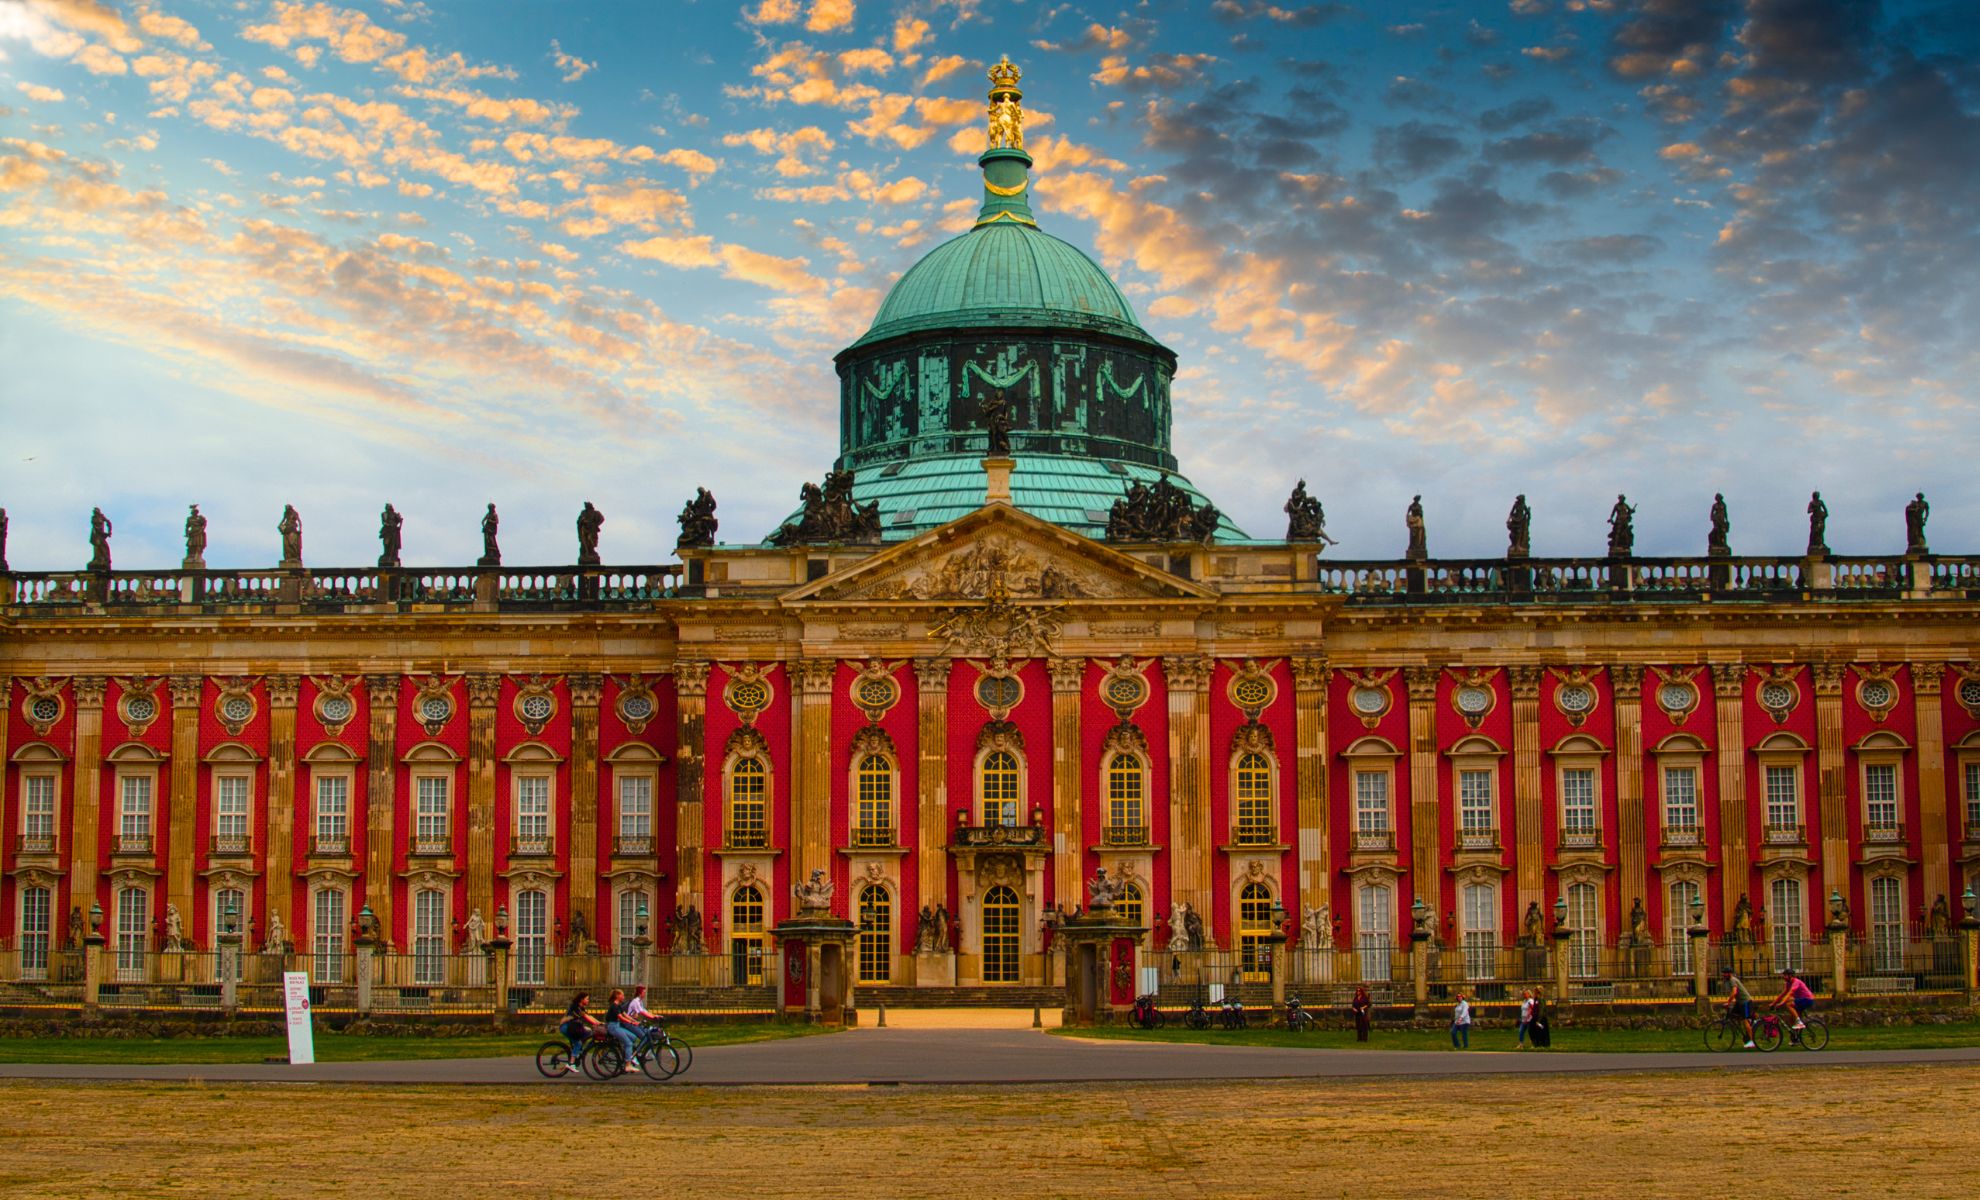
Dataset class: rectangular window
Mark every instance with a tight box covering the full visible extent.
[214,774,250,840]
[856,757,895,845]
[415,775,450,847]
[314,775,349,849]
[1461,883,1497,980]
[617,890,647,982]
[20,886,51,980]
[1670,880,1701,975]
[515,775,551,843]
[1354,772,1390,833]
[116,887,149,981]
[617,775,652,841]
[1764,765,1800,831]
[1356,884,1393,981]
[313,888,346,983]
[1864,763,1899,832]
[214,888,246,982]
[119,775,152,845]
[1662,766,1698,834]
[515,890,549,986]
[412,890,446,985]
[1560,769,1596,834]
[1869,875,1904,973]
[1769,877,1805,972]
[22,775,56,843]
[1966,762,1980,836]
[1458,770,1493,838]
[1233,753,1274,843]
[1566,883,1599,978]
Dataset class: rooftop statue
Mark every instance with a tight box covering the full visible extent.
[1708,493,1730,556]
[986,56,1024,150]
[980,391,1015,457]
[577,501,604,565]
[0,506,7,572]
[478,503,501,567]
[183,504,207,569]
[277,504,303,567]
[378,503,403,568]
[1807,491,1829,556]
[1606,494,1636,557]
[1507,494,1531,559]
[1906,491,1930,555]
[87,506,113,572]
[677,488,718,549]
[1404,494,1427,560]
[1106,476,1219,543]
[1284,479,1335,544]
[770,470,882,545]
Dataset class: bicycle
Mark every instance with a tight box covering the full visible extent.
[1218,997,1246,1031]
[1182,997,1211,1030]
[1283,996,1314,1033]
[1765,1006,1829,1051]
[1130,994,1164,1030]
[627,1022,694,1079]
[537,1027,627,1079]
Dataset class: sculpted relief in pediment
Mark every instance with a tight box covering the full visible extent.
[850,538,1121,602]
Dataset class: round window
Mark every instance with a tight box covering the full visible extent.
[125,697,157,723]
[856,677,896,709]
[1557,685,1594,714]
[1658,683,1696,713]
[728,680,768,712]
[220,696,254,723]
[1960,679,1980,709]
[520,694,554,722]
[1455,686,1493,716]
[1351,687,1388,715]
[1860,681,1893,709]
[28,697,60,724]
[1760,683,1795,711]
[976,675,1021,710]
[420,696,453,723]
[319,696,354,724]
[620,694,654,721]
[1231,677,1272,709]
[1104,676,1146,708]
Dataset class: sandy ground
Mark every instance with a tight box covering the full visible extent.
[2,1065,1974,1198]
[871,1005,1062,1029]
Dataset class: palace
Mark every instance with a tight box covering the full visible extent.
[3,59,1978,1019]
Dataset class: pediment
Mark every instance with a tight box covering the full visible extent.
[784,504,1216,604]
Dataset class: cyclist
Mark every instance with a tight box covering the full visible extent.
[561,990,600,1053]
[1769,967,1816,1030]
[1722,968,1756,1048]
[602,987,640,1071]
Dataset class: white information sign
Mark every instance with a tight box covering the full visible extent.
[282,971,316,1065]
[1138,966,1159,997]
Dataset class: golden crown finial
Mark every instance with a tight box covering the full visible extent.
[988,55,1021,93]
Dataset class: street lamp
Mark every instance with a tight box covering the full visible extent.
[1552,895,1568,933]
[636,895,650,939]
[1410,895,1428,935]
[221,896,240,937]
[1689,895,1706,929]
[89,900,104,935]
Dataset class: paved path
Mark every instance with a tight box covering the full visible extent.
[3,1029,1979,1086]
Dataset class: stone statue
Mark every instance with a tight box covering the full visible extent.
[933,903,952,952]
[266,910,286,954]
[1087,866,1122,909]
[478,503,501,566]
[162,903,186,951]
[463,908,486,952]
[277,504,303,567]
[1404,494,1426,559]
[676,488,718,549]
[87,506,113,572]
[1520,900,1544,947]
[1905,491,1930,555]
[378,503,403,568]
[1628,896,1650,946]
[0,506,8,572]
[770,470,882,546]
[677,904,705,954]
[1806,491,1830,556]
[1106,477,1219,544]
[1167,902,1191,953]
[183,504,207,569]
[1182,903,1206,952]
[980,391,1014,457]
[66,905,85,950]
[1507,494,1531,559]
[915,903,938,952]
[1300,903,1330,948]
[576,501,604,565]
[570,908,591,951]
[1283,479,1334,544]
[1708,493,1730,556]
[793,867,835,910]
[1606,494,1636,557]
[1927,894,1951,938]
[1730,893,1753,944]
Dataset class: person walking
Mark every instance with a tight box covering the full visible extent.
[1516,988,1536,1048]
[1350,985,1372,1043]
[1450,992,1472,1049]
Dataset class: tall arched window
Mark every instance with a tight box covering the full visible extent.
[1461,882,1497,980]
[1769,876,1804,972]
[982,885,1021,982]
[727,757,767,847]
[1566,882,1599,978]
[513,889,547,986]
[980,750,1020,826]
[214,886,248,982]
[855,754,894,846]
[857,884,891,984]
[1117,882,1145,937]
[1104,753,1146,843]
[19,886,51,980]
[411,889,447,984]
[1869,875,1904,973]
[115,886,149,981]
[1669,879,1702,975]
[1234,752,1275,845]
[311,887,345,984]
[1238,882,1275,982]
[1357,882,1393,980]
[730,883,766,985]
[617,889,649,982]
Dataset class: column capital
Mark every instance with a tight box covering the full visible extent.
[794,657,838,693]
[567,672,603,706]
[1161,654,1212,692]
[1811,661,1847,696]
[674,659,711,697]
[1712,661,1749,699]
[1289,656,1331,692]
[73,675,109,707]
[1610,663,1645,701]
[166,674,203,708]
[266,674,301,707]
[1508,665,1544,700]
[1046,657,1087,693]
[1910,662,1946,696]
[1402,665,1441,703]
[363,673,399,704]
[465,673,502,708]
[913,657,949,693]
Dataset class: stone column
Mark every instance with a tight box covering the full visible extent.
[1551,921,1573,1004]
[1811,662,1848,891]
[82,929,106,1013]
[1912,663,1950,903]
[1612,666,1648,929]
[218,924,242,1014]
[1291,657,1331,907]
[793,659,837,889]
[1410,924,1430,1016]
[1509,666,1545,915]
[673,662,710,911]
[1162,655,1213,925]
[165,675,202,925]
[365,675,403,943]
[1047,657,1086,909]
[265,675,300,944]
[463,673,499,926]
[486,937,512,1029]
[913,658,950,913]
[1828,912,1850,1001]
[70,677,109,913]
[1711,664,1750,920]
[1402,667,1441,910]
[567,673,603,930]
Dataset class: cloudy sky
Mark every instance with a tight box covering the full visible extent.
[1,0,1975,569]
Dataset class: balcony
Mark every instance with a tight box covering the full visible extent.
[724,828,769,850]
[15,833,56,855]
[511,834,555,858]
[1102,823,1152,848]
[1762,823,1805,846]
[850,824,897,849]
[1456,825,1499,850]
[1660,824,1702,849]
[953,823,1047,849]
[1865,821,1905,844]
[410,835,451,857]
[1352,829,1394,852]
[113,833,153,856]
[1231,823,1278,847]
[311,834,349,856]
[209,833,251,856]
[1558,826,1601,851]
[613,834,654,856]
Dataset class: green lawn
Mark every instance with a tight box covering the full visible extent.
[1056,1018,1980,1054]
[0,1022,825,1064]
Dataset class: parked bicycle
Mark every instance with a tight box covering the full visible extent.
[1130,993,1164,1030]
[1182,996,1211,1030]
[1702,1008,1828,1052]
[1283,995,1314,1033]
[1218,995,1246,1030]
